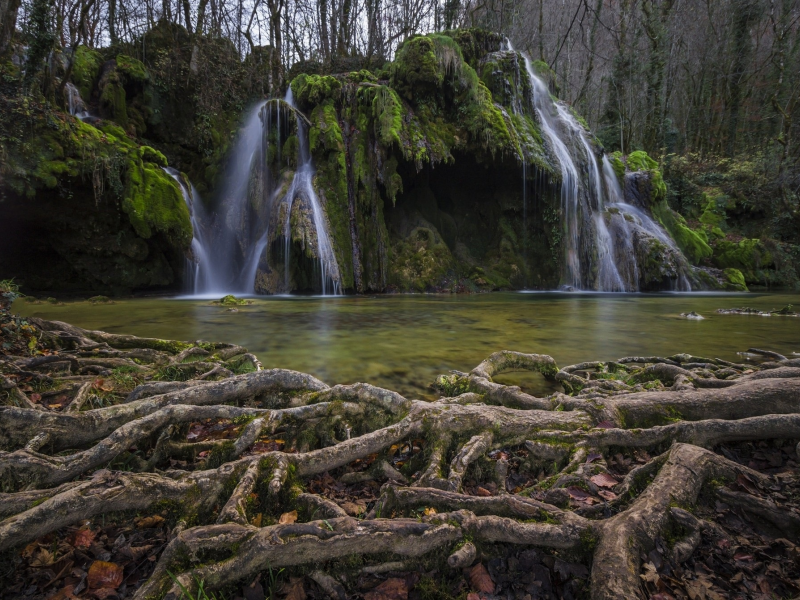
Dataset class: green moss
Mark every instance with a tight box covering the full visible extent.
[610,151,625,182]
[213,295,252,306]
[722,268,748,292]
[121,148,192,245]
[373,85,403,147]
[389,227,453,291]
[291,74,342,107]
[100,80,128,128]
[72,46,103,100]
[390,36,443,100]
[651,202,712,264]
[712,239,771,282]
[627,150,666,202]
[115,54,149,82]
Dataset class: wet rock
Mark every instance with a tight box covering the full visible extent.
[680,311,704,320]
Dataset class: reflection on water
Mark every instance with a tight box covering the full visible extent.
[16,292,800,399]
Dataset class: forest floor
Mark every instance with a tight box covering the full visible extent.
[2,284,800,600]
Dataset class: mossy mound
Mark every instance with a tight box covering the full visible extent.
[213,295,254,306]
[722,268,748,292]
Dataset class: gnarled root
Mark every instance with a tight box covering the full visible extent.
[2,318,800,599]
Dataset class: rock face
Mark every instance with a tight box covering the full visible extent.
[0,26,703,294]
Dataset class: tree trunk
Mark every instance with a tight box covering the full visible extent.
[0,0,21,55]
[319,0,330,61]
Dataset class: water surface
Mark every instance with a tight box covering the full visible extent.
[16,292,800,399]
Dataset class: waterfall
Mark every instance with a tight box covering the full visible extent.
[164,168,216,295]
[279,88,341,295]
[510,46,689,292]
[175,92,341,296]
[64,82,91,120]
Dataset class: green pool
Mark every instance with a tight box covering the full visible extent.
[15,292,800,399]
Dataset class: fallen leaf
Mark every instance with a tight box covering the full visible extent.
[640,561,659,584]
[423,507,437,516]
[70,528,96,549]
[466,595,480,600]
[468,563,494,593]
[590,473,619,489]
[364,577,409,600]
[283,577,307,600]
[134,515,164,529]
[279,510,298,524]
[595,421,616,429]
[340,502,365,516]
[475,487,493,497]
[50,586,79,600]
[243,579,264,600]
[566,486,597,503]
[87,561,123,590]
[30,548,56,567]
[90,589,119,600]
[598,489,617,501]
[30,393,41,403]
[251,513,263,527]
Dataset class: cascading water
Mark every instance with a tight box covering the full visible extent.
[164,168,216,294]
[508,43,690,292]
[176,91,341,296]
[64,82,91,120]
[279,89,341,295]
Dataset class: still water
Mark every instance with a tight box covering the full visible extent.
[15,292,800,399]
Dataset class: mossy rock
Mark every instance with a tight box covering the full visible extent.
[712,239,771,282]
[291,74,342,108]
[213,295,253,306]
[627,151,666,202]
[722,268,748,292]
[122,150,192,245]
[115,54,149,82]
[651,202,712,264]
[388,226,453,292]
[72,46,103,100]
[390,35,443,100]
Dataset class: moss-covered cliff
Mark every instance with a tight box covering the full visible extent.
[2,24,796,295]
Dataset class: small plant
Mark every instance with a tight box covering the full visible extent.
[266,565,285,599]
[0,279,20,305]
[166,570,221,600]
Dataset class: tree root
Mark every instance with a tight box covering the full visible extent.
[3,317,800,599]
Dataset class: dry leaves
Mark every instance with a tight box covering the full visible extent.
[279,510,298,524]
[283,577,307,600]
[363,578,409,600]
[69,527,97,549]
[467,563,494,593]
[87,560,123,590]
[134,515,164,529]
[589,473,619,488]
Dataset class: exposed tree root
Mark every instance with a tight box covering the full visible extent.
[2,317,800,599]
